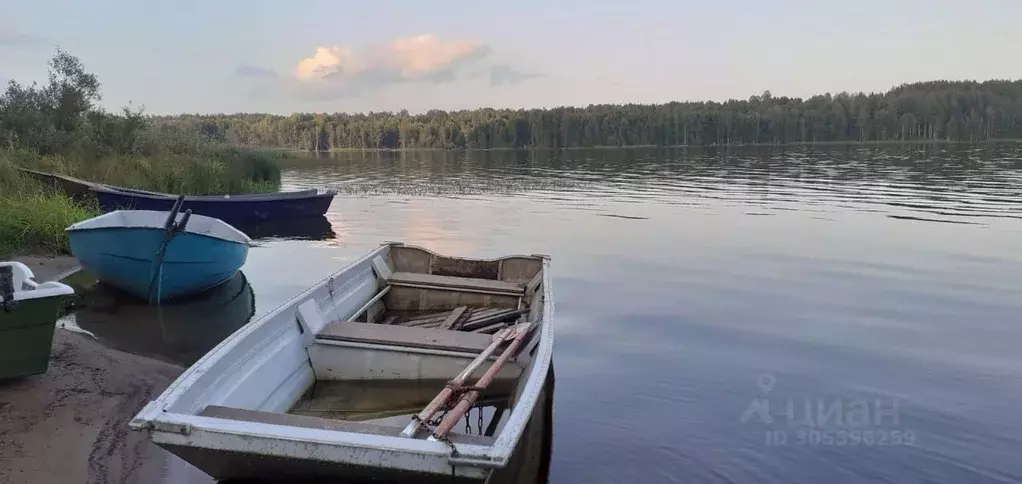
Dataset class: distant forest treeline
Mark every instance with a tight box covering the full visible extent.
[153,80,1022,150]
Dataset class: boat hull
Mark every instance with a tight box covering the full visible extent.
[0,294,73,379]
[67,227,248,302]
[152,366,554,484]
[92,187,335,225]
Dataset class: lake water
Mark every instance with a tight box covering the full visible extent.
[74,144,1022,483]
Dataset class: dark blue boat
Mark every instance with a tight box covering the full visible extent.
[90,185,336,226]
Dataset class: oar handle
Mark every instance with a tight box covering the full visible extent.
[164,195,186,230]
[176,209,192,232]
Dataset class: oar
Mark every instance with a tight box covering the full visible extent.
[431,322,536,440]
[147,195,186,304]
[399,325,525,438]
[163,195,185,231]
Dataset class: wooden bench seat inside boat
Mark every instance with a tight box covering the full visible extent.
[198,405,494,445]
[316,322,495,353]
[387,271,525,295]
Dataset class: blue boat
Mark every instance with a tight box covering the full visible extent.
[90,184,336,227]
[66,200,251,304]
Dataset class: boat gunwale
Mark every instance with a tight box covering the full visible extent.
[65,210,253,246]
[131,242,553,472]
[65,225,251,248]
[17,166,337,200]
[90,184,337,202]
[148,416,493,479]
[480,255,553,465]
[104,185,322,199]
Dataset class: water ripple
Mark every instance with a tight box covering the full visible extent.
[283,145,1022,226]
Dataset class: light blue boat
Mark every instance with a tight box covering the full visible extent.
[66,202,251,304]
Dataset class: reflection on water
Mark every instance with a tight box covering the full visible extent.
[70,271,255,367]
[233,215,336,241]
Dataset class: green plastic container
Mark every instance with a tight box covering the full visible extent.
[0,262,75,379]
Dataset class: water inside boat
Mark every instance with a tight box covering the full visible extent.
[287,379,516,439]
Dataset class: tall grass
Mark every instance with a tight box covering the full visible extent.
[3,146,280,196]
[0,145,283,258]
[0,161,98,257]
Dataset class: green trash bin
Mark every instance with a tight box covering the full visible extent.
[0,262,76,379]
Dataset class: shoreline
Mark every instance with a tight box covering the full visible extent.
[13,255,81,283]
[0,330,191,484]
[268,138,1022,154]
[0,255,211,484]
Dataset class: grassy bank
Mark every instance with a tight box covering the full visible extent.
[0,147,282,258]
[0,159,95,257]
[2,147,281,196]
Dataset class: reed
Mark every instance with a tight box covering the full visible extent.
[3,147,280,196]
[0,162,98,257]
[0,147,282,257]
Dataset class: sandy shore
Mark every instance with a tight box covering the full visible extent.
[0,330,189,484]
[1,256,214,484]
[13,255,81,283]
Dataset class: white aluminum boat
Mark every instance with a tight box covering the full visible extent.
[130,242,554,482]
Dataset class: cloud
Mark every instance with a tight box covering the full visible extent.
[235,64,280,79]
[238,34,535,101]
[295,46,354,81]
[0,30,46,47]
[291,34,491,98]
[489,65,542,86]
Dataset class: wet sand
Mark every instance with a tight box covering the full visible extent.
[13,255,81,283]
[0,330,186,484]
[1,256,201,484]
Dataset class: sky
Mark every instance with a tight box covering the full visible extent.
[1,0,1020,115]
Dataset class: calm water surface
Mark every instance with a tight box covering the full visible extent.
[78,144,1022,483]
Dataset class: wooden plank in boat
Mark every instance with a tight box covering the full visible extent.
[199,405,493,445]
[467,308,502,318]
[402,312,452,327]
[403,311,450,322]
[472,322,508,334]
[388,271,525,295]
[404,320,444,328]
[459,309,528,332]
[525,270,543,298]
[385,285,521,312]
[317,322,495,353]
[438,306,468,330]
[452,308,499,330]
